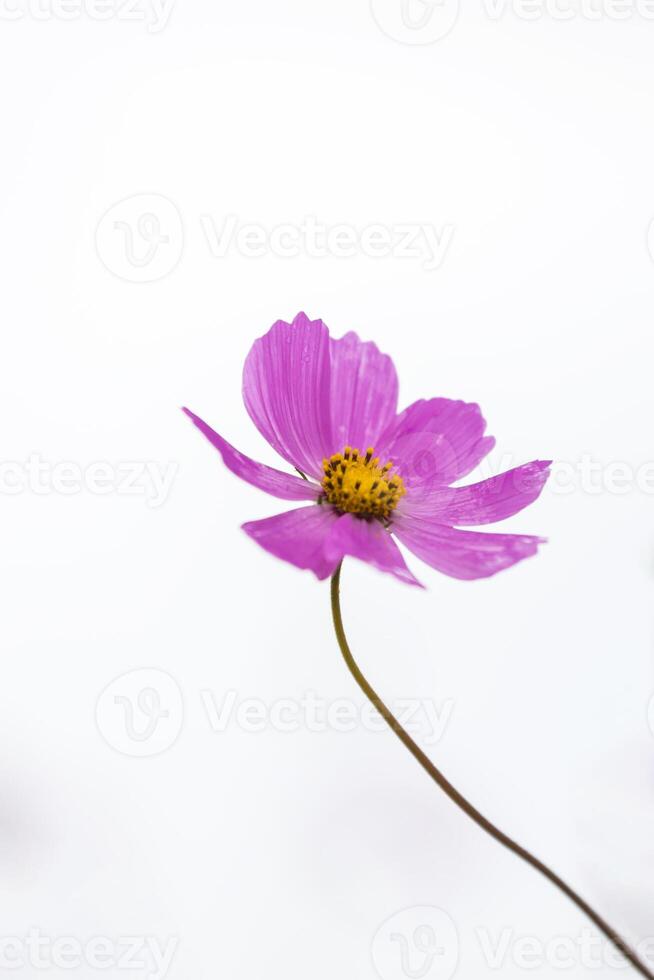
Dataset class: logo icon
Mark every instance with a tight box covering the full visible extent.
[370,0,460,44]
[372,906,459,980]
[647,218,654,267]
[95,193,183,282]
[96,668,184,757]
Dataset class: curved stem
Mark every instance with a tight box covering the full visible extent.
[330,561,653,980]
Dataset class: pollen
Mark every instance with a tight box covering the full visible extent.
[320,446,406,520]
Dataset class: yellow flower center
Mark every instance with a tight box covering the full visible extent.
[321,446,406,520]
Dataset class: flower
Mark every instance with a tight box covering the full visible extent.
[184,312,550,587]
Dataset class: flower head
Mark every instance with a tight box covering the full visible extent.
[184,312,550,587]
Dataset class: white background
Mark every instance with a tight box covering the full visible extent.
[2,1,654,977]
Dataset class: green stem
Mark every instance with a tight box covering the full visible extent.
[330,561,653,980]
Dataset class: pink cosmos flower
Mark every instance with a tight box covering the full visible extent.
[184,312,550,587]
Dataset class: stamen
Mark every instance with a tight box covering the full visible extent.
[320,445,406,520]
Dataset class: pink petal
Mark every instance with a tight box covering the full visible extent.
[242,506,424,586]
[392,514,545,580]
[405,460,551,524]
[242,312,334,480]
[183,408,320,501]
[386,430,465,493]
[325,514,423,587]
[379,398,495,484]
[329,331,398,453]
[242,505,340,580]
